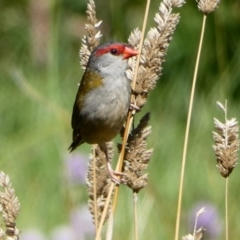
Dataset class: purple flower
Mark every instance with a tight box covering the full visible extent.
[21,229,46,240]
[50,225,76,240]
[188,202,222,239]
[64,153,88,185]
[51,206,95,240]
[70,205,95,239]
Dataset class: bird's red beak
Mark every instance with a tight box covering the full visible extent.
[123,46,138,59]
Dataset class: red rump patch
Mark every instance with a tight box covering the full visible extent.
[95,44,126,57]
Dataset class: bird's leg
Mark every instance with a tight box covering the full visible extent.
[99,143,123,185]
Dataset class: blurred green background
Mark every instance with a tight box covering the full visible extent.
[1,0,240,239]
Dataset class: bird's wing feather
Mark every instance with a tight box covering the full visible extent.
[71,70,103,128]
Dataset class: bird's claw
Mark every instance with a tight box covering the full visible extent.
[107,163,125,185]
[130,103,140,112]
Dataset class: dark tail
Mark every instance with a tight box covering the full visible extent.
[68,135,84,152]
[68,142,78,152]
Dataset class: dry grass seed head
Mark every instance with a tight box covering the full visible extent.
[79,0,102,69]
[212,101,239,177]
[213,118,239,177]
[128,0,184,109]
[123,0,186,191]
[119,113,153,192]
[87,143,115,226]
[182,227,205,240]
[196,0,220,15]
[0,172,20,239]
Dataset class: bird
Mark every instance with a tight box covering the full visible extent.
[69,42,138,182]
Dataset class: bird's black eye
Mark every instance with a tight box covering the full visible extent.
[110,48,118,55]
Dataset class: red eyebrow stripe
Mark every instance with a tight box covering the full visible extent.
[95,44,125,56]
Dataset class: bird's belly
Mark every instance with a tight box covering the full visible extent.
[81,122,121,144]
[80,114,125,144]
[80,99,128,144]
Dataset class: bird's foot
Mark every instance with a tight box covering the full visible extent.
[130,103,140,111]
[107,162,124,185]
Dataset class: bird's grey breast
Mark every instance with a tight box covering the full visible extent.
[81,74,131,128]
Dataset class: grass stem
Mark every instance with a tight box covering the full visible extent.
[133,192,139,240]
[225,177,229,240]
[174,14,207,240]
[95,183,115,240]
[93,145,98,232]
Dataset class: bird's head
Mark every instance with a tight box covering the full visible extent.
[87,42,138,77]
